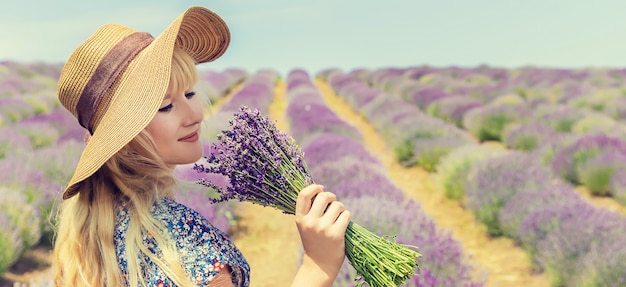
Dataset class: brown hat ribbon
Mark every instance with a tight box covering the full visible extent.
[76,32,154,134]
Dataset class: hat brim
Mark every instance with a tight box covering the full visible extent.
[62,6,230,200]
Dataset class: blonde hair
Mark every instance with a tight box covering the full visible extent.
[53,46,201,287]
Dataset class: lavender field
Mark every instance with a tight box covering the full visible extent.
[2,61,626,287]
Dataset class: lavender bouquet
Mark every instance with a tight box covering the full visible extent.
[194,106,420,287]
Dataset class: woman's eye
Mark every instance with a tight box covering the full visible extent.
[185,91,196,99]
[158,104,173,112]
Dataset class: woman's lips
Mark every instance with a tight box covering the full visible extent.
[179,132,199,142]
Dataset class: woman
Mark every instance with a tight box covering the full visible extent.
[53,6,350,287]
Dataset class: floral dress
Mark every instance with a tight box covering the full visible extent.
[115,197,250,286]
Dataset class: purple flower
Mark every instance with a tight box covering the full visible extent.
[0,211,24,274]
[198,68,247,100]
[196,106,312,213]
[532,104,589,132]
[435,144,507,200]
[411,136,474,171]
[465,151,554,236]
[329,178,405,202]
[12,121,60,148]
[518,200,597,259]
[406,87,452,110]
[575,231,626,286]
[219,71,277,114]
[534,207,626,285]
[498,181,582,241]
[287,102,361,145]
[577,151,626,195]
[550,133,626,184]
[605,94,626,121]
[426,96,482,126]
[0,97,36,122]
[30,139,84,186]
[311,157,389,196]
[462,103,532,142]
[502,121,557,151]
[0,126,33,158]
[610,169,626,205]
[302,133,379,166]
[0,186,42,261]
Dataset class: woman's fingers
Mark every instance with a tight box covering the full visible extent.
[296,184,351,232]
[320,201,345,223]
[308,192,337,217]
[295,184,324,217]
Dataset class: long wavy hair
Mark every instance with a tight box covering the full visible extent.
[53,46,201,287]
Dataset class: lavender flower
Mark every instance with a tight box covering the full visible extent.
[570,112,620,134]
[465,151,554,236]
[308,159,404,201]
[502,121,556,151]
[534,207,626,285]
[0,157,61,244]
[577,151,626,196]
[610,169,626,205]
[605,96,626,121]
[194,106,421,287]
[197,68,247,101]
[0,186,42,261]
[302,134,379,167]
[498,181,581,242]
[434,144,507,200]
[532,104,589,132]
[12,121,60,148]
[0,127,32,159]
[286,103,362,145]
[219,71,277,114]
[462,103,531,142]
[411,136,474,172]
[30,139,83,186]
[517,200,597,262]
[425,96,482,127]
[550,133,626,184]
[0,97,36,122]
[22,107,84,137]
[0,211,23,275]
[575,231,626,287]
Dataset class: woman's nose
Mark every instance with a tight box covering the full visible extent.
[181,96,204,126]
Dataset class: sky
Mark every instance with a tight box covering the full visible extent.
[2,0,626,75]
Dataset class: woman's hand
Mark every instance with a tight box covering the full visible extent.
[291,184,351,287]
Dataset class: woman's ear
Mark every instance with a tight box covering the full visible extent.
[84,131,91,145]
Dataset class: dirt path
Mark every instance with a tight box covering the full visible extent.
[574,186,626,217]
[314,79,551,287]
[232,79,302,287]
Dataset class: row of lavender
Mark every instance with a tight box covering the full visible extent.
[285,69,483,286]
[320,69,626,286]
[0,62,247,280]
[357,67,626,205]
[0,61,80,277]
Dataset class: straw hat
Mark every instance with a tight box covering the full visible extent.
[57,6,230,200]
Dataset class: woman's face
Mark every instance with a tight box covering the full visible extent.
[146,85,204,168]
